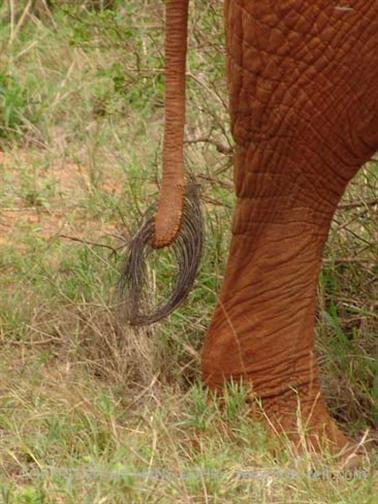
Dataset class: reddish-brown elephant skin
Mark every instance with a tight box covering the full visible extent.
[199,1,378,453]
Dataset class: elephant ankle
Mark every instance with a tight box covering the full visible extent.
[259,390,352,454]
[202,372,356,455]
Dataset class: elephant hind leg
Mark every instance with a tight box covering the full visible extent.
[201,171,362,456]
[259,382,352,455]
[203,0,377,457]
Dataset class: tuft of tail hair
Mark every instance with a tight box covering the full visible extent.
[119,180,204,325]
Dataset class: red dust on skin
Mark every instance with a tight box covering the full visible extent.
[159,0,378,457]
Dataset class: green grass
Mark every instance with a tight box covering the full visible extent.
[0,0,377,501]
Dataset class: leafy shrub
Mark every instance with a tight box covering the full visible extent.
[0,73,26,139]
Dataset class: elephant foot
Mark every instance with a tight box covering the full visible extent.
[203,373,367,469]
[257,387,366,467]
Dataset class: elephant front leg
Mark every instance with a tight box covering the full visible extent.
[201,147,355,454]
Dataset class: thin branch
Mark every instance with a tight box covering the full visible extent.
[338,198,378,211]
[186,137,233,155]
[323,257,376,266]
[197,174,233,190]
[58,234,121,255]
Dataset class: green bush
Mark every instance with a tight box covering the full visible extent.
[0,73,26,139]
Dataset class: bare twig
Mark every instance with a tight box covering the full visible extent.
[186,137,233,155]
[197,174,233,190]
[338,198,378,211]
[323,257,376,266]
[58,234,120,255]
[201,195,232,208]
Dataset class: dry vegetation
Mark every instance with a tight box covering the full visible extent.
[0,1,377,502]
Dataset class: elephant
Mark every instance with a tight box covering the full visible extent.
[122,0,378,458]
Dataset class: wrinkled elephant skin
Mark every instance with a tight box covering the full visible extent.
[199,1,378,453]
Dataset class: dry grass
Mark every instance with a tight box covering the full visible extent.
[0,0,377,501]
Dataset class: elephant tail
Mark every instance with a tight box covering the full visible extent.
[153,0,190,248]
[119,0,204,325]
